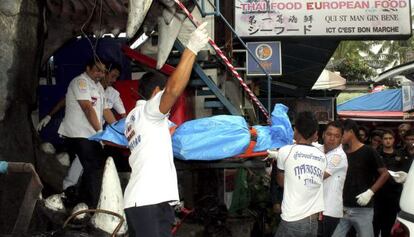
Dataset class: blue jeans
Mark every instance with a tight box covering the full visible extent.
[332,207,374,237]
[275,214,319,237]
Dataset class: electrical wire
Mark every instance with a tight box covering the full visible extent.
[80,0,105,69]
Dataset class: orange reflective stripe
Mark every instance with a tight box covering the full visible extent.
[169,126,177,135]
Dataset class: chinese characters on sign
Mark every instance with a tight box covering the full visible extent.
[235,0,411,38]
[246,42,282,76]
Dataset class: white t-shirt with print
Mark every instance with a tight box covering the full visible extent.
[58,72,107,138]
[105,86,126,115]
[277,144,327,221]
[321,145,348,218]
[123,90,179,208]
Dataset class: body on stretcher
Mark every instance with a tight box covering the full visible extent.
[90,104,293,161]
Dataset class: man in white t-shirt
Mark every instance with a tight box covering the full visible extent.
[101,62,126,118]
[319,121,348,237]
[123,22,209,237]
[37,62,125,131]
[37,62,126,191]
[57,58,116,208]
[273,111,327,237]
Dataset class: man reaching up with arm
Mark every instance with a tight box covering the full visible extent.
[123,22,209,237]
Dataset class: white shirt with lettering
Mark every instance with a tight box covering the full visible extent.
[58,72,107,138]
[277,144,327,221]
[123,90,179,208]
[321,145,348,218]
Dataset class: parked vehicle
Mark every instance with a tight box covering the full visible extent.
[392,162,414,237]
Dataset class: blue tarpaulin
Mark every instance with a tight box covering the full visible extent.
[90,104,294,160]
[337,89,402,111]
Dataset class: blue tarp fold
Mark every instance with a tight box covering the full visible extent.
[254,104,294,151]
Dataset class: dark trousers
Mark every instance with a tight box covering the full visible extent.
[318,215,340,237]
[373,198,399,237]
[125,202,175,237]
[65,137,105,208]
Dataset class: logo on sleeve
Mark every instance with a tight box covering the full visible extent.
[331,155,341,167]
[78,80,88,93]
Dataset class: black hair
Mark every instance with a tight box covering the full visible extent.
[343,119,359,137]
[358,126,369,135]
[294,111,318,140]
[382,129,395,138]
[86,58,97,68]
[86,56,105,70]
[404,129,414,138]
[326,120,344,135]
[107,62,122,74]
[138,72,168,99]
[370,129,384,139]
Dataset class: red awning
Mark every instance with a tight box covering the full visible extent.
[338,111,414,122]
[338,111,403,118]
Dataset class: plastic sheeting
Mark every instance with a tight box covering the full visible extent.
[89,119,128,146]
[172,115,251,160]
[337,89,402,111]
[89,104,294,160]
[254,104,294,151]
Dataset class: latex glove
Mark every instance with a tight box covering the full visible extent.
[37,115,51,132]
[392,171,408,183]
[267,149,279,159]
[186,22,209,55]
[0,161,8,174]
[356,189,374,206]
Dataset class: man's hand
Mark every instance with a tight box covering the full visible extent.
[37,115,51,132]
[267,149,279,159]
[391,171,408,183]
[356,189,374,206]
[186,22,209,55]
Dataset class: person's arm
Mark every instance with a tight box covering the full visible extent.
[276,169,285,187]
[370,167,390,193]
[48,98,66,117]
[159,22,209,114]
[103,108,117,124]
[78,100,101,132]
[323,153,345,179]
[275,146,290,188]
[113,93,126,118]
[37,97,66,132]
[356,148,389,206]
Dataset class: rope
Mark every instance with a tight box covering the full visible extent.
[63,208,124,237]
[173,0,270,123]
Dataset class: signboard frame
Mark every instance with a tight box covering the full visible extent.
[246,41,282,76]
[234,0,412,39]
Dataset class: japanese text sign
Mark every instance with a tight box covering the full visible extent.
[235,0,411,38]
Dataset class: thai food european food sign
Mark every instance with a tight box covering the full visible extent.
[235,0,411,38]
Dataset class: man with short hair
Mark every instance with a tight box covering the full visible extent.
[396,123,411,149]
[123,22,209,237]
[319,121,348,237]
[358,126,369,144]
[273,111,327,237]
[332,119,389,237]
[373,129,406,237]
[101,62,126,118]
[370,130,384,151]
[58,58,116,208]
